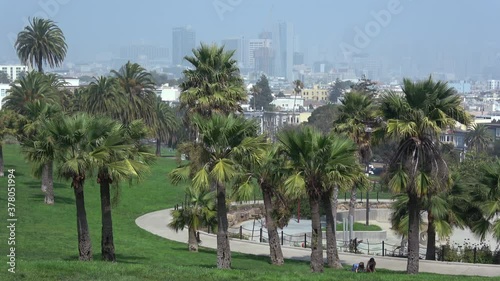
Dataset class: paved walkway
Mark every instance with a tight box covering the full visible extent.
[136,209,500,277]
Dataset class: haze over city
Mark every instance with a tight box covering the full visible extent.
[2,0,500,81]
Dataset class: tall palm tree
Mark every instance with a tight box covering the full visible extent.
[235,143,286,265]
[278,126,361,272]
[333,91,376,222]
[96,119,155,261]
[170,114,265,269]
[15,17,67,73]
[168,187,217,252]
[81,76,123,119]
[153,98,179,156]
[44,114,133,261]
[20,101,61,204]
[379,77,470,274]
[111,61,157,126]
[291,80,303,124]
[179,43,246,119]
[465,124,493,154]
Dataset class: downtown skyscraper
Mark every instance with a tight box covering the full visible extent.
[172,26,196,66]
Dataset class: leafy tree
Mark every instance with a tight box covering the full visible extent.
[250,75,274,111]
[328,78,353,103]
[180,43,246,119]
[168,187,217,252]
[291,80,303,123]
[15,17,67,73]
[278,126,361,272]
[476,160,500,241]
[465,124,493,154]
[307,104,338,134]
[170,114,264,269]
[0,72,10,84]
[351,75,377,96]
[380,77,470,274]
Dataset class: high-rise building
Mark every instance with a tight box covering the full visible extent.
[248,39,272,69]
[274,22,295,81]
[172,26,196,66]
[221,37,247,68]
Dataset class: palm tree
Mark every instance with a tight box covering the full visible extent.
[44,113,133,261]
[278,126,361,272]
[168,187,217,252]
[0,110,21,177]
[153,98,179,156]
[465,124,493,154]
[291,80,303,124]
[97,119,155,261]
[81,76,123,119]
[2,71,58,115]
[379,77,470,274]
[179,43,246,119]
[111,61,157,126]
[15,17,67,73]
[20,101,61,204]
[235,143,286,265]
[170,114,264,269]
[333,91,376,222]
[477,160,500,241]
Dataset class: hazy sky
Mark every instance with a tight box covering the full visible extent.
[1,0,499,76]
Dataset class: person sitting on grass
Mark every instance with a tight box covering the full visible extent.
[366,257,376,273]
[351,261,364,273]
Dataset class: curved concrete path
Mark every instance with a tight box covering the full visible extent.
[136,209,500,277]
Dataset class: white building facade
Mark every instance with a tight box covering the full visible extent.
[0,65,28,81]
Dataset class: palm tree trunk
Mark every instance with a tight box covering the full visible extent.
[99,173,115,262]
[323,190,342,268]
[188,226,198,252]
[0,143,4,177]
[41,161,54,205]
[156,137,161,157]
[216,182,231,269]
[262,184,284,265]
[425,210,436,260]
[407,193,420,274]
[309,194,324,273]
[348,186,356,223]
[73,176,92,261]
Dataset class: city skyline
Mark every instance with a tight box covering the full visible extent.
[2,0,500,80]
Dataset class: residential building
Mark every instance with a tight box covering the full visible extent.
[172,26,196,66]
[488,80,500,91]
[0,65,28,81]
[301,85,328,101]
[244,110,310,141]
[270,96,304,112]
[156,84,181,103]
[0,84,10,110]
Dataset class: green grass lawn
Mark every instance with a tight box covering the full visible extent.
[0,144,494,281]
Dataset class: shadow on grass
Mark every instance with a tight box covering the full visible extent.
[25,181,68,189]
[30,194,74,205]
